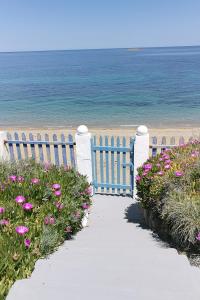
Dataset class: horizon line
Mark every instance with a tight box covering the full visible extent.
[0,44,200,54]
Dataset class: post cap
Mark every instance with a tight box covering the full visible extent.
[77,125,89,135]
[136,125,148,136]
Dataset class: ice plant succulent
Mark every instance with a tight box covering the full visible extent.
[15,195,26,204]
[52,183,61,190]
[0,219,9,226]
[54,190,61,197]
[31,178,40,184]
[9,175,17,182]
[174,171,183,177]
[15,226,29,235]
[24,239,31,248]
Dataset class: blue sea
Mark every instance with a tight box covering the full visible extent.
[0,46,200,128]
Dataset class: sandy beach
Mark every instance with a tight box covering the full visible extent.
[1,126,200,144]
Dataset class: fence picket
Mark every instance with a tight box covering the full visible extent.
[14,132,22,160]
[100,136,104,193]
[68,134,75,168]
[22,133,28,159]
[111,136,115,193]
[179,136,185,145]
[152,136,157,157]
[170,136,176,145]
[61,134,67,166]
[29,133,36,159]
[122,137,126,194]
[7,133,15,161]
[37,133,44,163]
[105,136,109,193]
[53,134,59,166]
[117,137,120,194]
[44,134,51,163]
[161,136,166,152]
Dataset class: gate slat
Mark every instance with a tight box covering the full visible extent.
[117,137,120,194]
[100,136,104,193]
[37,133,44,163]
[53,134,59,166]
[61,134,67,166]
[44,134,51,163]
[105,136,109,193]
[161,136,166,153]
[14,132,22,160]
[29,133,36,160]
[7,133,15,161]
[68,134,75,168]
[111,136,115,193]
[122,137,126,194]
[22,133,28,159]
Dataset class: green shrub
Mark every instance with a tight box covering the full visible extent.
[0,160,92,299]
[136,141,200,252]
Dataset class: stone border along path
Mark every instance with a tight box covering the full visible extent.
[7,195,200,300]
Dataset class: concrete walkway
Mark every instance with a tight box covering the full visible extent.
[7,195,200,300]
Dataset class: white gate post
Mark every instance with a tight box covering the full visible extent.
[75,125,93,195]
[134,125,149,198]
[0,131,9,161]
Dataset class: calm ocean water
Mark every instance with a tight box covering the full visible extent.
[0,47,200,128]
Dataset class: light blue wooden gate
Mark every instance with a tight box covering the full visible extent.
[91,136,134,195]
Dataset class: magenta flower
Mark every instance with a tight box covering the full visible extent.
[82,203,89,210]
[52,183,61,190]
[17,176,24,183]
[164,164,171,170]
[156,163,161,168]
[136,175,141,182]
[55,201,64,210]
[54,190,61,197]
[175,171,183,177]
[196,232,200,241]
[23,203,33,211]
[31,178,40,184]
[24,239,31,248]
[142,171,148,176]
[0,219,9,226]
[157,171,164,176]
[191,151,199,158]
[85,186,93,195]
[162,154,170,160]
[159,158,163,162]
[15,195,26,204]
[143,163,152,171]
[44,216,55,225]
[15,226,29,235]
[0,207,5,214]
[165,159,171,164]
[9,175,17,182]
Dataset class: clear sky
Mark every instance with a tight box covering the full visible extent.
[0,0,200,52]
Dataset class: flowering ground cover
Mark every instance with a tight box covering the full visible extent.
[136,141,200,257]
[0,161,92,299]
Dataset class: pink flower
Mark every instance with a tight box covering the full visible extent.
[164,164,171,170]
[15,195,26,204]
[31,178,40,184]
[136,175,141,182]
[52,183,61,190]
[44,216,55,225]
[162,154,170,160]
[156,163,161,168]
[196,232,200,241]
[55,201,64,210]
[65,226,72,233]
[17,176,24,183]
[0,207,5,214]
[82,203,89,210]
[191,151,199,158]
[24,239,31,248]
[175,171,183,177]
[54,190,61,197]
[15,226,29,235]
[165,160,171,164]
[0,219,9,226]
[23,203,33,211]
[157,171,164,176]
[85,186,93,195]
[143,163,152,171]
[9,175,17,182]
[159,158,164,162]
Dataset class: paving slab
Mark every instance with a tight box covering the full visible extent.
[7,195,200,300]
